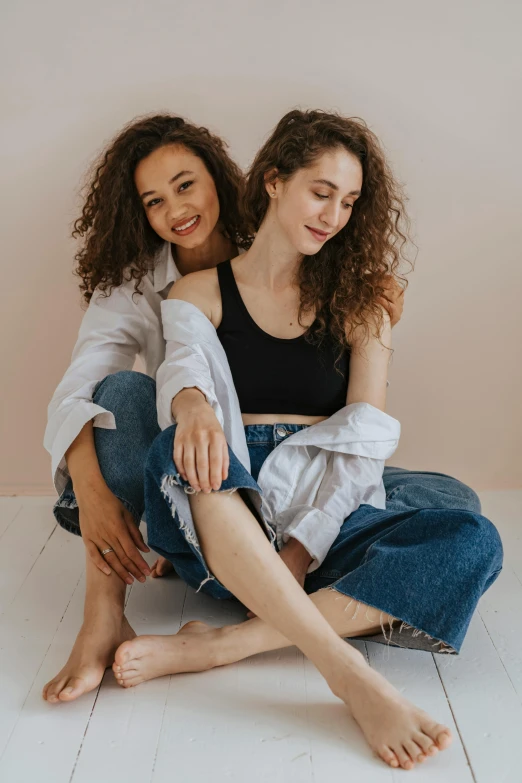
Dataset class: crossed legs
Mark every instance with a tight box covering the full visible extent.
[115,489,452,771]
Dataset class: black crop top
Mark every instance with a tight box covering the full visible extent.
[216,260,349,416]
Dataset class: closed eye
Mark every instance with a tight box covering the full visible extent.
[315,193,354,210]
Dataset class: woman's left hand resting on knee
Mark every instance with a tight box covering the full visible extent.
[171,387,229,493]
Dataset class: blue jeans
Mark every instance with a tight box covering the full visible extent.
[54,371,503,653]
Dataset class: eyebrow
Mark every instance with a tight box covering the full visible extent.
[140,170,195,200]
[312,178,361,197]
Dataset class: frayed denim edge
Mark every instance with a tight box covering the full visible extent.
[159,472,276,595]
[322,586,457,655]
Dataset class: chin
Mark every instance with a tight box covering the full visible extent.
[298,240,323,256]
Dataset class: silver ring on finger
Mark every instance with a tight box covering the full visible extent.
[100,547,114,557]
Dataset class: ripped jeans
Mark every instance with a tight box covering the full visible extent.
[53,371,503,654]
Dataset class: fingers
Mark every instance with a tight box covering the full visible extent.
[111,534,151,582]
[209,438,224,491]
[99,544,135,585]
[222,441,229,481]
[124,513,150,553]
[85,539,112,576]
[175,431,227,494]
[182,446,200,492]
[174,440,187,481]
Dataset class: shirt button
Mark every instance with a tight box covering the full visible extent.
[276,427,287,438]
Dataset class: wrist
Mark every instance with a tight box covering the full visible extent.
[73,469,109,501]
[171,387,209,420]
[284,536,314,567]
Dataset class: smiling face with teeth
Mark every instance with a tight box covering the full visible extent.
[135,143,222,253]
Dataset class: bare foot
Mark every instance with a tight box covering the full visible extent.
[43,615,136,703]
[150,556,175,578]
[113,621,217,687]
[332,654,452,770]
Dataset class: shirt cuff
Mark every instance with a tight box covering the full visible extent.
[156,372,220,430]
[44,401,115,495]
[280,507,341,573]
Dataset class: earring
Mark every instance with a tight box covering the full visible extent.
[270,193,276,198]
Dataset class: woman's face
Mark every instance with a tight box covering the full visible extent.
[134,144,221,248]
[270,148,363,255]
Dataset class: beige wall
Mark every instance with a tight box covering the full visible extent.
[1,0,521,494]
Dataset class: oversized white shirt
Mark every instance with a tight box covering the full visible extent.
[157,298,401,571]
[44,242,181,493]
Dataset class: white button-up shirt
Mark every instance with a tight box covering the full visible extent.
[44,242,181,493]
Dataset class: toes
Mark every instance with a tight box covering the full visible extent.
[380,747,399,768]
[423,721,452,750]
[436,729,453,750]
[115,668,138,681]
[58,677,86,701]
[44,678,67,703]
[404,739,426,764]
[414,731,438,757]
[120,675,142,688]
[394,746,415,771]
[114,640,134,667]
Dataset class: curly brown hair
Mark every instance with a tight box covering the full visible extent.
[244,109,412,349]
[73,114,249,304]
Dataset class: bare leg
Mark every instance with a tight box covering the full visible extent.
[43,549,135,703]
[115,491,451,770]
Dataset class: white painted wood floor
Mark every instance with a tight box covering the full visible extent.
[0,491,521,783]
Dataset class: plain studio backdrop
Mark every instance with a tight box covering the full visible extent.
[0,0,521,494]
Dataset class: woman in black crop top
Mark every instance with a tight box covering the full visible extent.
[114,111,500,771]
[147,110,466,769]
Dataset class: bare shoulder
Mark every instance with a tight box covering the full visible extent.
[167,268,221,326]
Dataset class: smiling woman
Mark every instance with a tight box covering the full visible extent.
[72,114,249,303]
[134,145,223,271]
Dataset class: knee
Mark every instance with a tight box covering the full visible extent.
[93,371,156,413]
[452,481,482,514]
[453,510,503,573]
[145,425,178,474]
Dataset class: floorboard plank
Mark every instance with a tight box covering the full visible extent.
[71,563,187,783]
[0,525,85,758]
[366,643,474,781]
[0,574,99,783]
[434,612,522,783]
[0,500,56,614]
[478,566,522,703]
[0,498,23,539]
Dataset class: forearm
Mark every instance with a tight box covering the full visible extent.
[65,421,106,496]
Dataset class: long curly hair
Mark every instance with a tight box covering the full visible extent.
[73,114,249,304]
[244,109,412,349]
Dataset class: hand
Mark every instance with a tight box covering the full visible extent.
[246,538,313,618]
[376,274,405,328]
[76,479,151,585]
[172,388,229,493]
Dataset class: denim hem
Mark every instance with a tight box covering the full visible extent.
[155,470,274,598]
[324,584,458,655]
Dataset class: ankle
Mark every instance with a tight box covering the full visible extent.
[208,625,245,667]
[83,601,125,627]
[322,642,369,695]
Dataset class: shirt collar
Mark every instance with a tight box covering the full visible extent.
[153,242,182,294]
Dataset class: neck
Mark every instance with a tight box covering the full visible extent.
[174,225,237,276]
[240,214,303,290]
